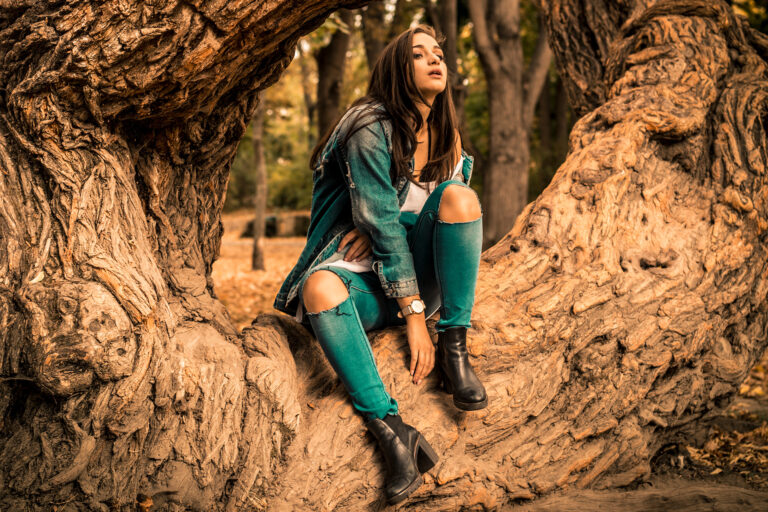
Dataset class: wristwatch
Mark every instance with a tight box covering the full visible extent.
[401,298,426,317]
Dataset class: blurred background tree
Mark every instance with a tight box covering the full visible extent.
[730,0,768,33]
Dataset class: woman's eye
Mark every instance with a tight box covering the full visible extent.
[413,51,443,61]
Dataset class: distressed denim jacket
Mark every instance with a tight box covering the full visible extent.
[273,101,474,316]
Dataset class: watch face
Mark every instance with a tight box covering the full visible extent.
[412,300,425,313]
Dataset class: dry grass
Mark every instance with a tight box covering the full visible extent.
[212,210,305,330]
[687,359,768,488]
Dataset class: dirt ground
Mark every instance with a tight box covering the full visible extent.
[213,210,768,496]
[212,210,306,329]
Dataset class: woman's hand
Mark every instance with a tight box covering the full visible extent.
[338,228,372,261]
[405,315,434,385]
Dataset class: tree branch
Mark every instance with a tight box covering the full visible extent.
[389,0,421,39]
[361,1,388,70]
[422,0,442,35]
[522,15,553,129]
[468,0,501,77]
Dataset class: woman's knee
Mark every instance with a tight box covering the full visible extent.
[438,183,481,223]
[302,270,350,313]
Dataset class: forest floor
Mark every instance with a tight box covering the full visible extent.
[213,210,768,505]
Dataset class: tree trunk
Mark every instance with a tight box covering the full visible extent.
[361,0,421,72]
[361,0,388,71]
[533,65,554,199]
[390,0,422,37]
[2,0,768,511]
[315,9,355,137]
[469,0,553,248]
[438,0,469,129]
[0,1,365,510]
[251,101,267,271]
[539,69,552,167]
[297,41,317,150]
[554,74,571,165]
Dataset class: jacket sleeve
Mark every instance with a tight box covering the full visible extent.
[340,120,419,298]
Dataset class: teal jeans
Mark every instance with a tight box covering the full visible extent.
[299,181,482,420]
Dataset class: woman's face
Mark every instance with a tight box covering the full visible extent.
[411,32,447,103]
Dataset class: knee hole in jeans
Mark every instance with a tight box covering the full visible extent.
[438,184,482,223]
[302,270,350,313]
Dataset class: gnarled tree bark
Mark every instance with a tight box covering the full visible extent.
[0,1,364,510]
[1,0,767,511]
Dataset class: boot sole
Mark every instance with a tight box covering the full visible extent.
[439,371,489,411]
[385,434,439,505]
[388,474,423,505]
[453,396,488,410]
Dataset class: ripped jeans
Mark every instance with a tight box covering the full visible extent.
[298,180,482,420]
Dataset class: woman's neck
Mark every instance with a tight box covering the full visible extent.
[413,98,434,131]
[416,101,431,127]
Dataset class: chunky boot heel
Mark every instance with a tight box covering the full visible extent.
[415,436,439,473]
[437,327,488,411]
[442,373,454,394]
[436,363,451,394]
[366,414,438,504]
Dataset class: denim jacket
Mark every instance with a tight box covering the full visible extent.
[273,102,474,316]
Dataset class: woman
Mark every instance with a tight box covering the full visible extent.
[274,25,487,504]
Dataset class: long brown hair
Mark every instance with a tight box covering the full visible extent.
[309,25,458,185]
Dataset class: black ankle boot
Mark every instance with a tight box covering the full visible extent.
[365,414,439,504]
[437,327,488,410]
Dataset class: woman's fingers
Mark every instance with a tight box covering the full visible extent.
[345,237,365,260]
[405,320,434,384]
[345,233,371,261]
[354,238,371,260]
[338,230,357,251]
[424,351,434,382]
[413,353,422,383]
[344,240,357,260]
[415,354,426,383]
[359,240,372,260]
[413,348,434,384]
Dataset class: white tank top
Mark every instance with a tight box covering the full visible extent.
[321,155,464,273]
